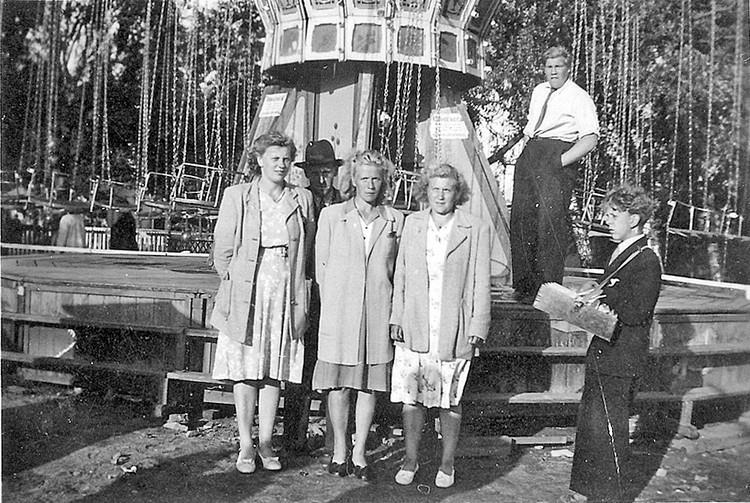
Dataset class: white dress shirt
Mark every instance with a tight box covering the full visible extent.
[523,78,600,142]
[608,234,644,265]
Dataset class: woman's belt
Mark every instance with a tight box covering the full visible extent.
[260,244,289,258]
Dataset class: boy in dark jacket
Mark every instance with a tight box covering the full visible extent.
[569,185,662,502]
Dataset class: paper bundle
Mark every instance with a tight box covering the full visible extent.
[533,282,617,342]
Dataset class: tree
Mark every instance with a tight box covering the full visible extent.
[467,0,747,231]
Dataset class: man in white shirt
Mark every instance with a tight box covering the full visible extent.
[511,46,600,302]
[55,211,86,248]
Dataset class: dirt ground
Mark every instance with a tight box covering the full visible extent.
[2,379,750,503]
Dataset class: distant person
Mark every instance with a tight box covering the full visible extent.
[210,131,314,474]
[55,211,86,248]
[1,209,25,244]
[296,140,344,217]
[568,185,662,502]
[511,46,599,302]
[284,139,345,453]
[109,212,138,251]
[312,150,404,480]
[389,164,491,489]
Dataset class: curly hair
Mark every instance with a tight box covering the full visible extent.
[338,149,395,202]
[542,46,570,66]
[602,184,657,228]
[414,163,471,206]
[251,130,297,160]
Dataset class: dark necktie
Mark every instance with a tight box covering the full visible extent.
[532,87,554,137]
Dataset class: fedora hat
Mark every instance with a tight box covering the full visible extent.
[295,140,343,169]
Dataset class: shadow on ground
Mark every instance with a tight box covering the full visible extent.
[1,386,155,475]
[72,448,279,503]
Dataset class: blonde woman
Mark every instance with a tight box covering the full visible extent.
[313,150,404,481]
[210,131,314,474]
[390,163,491,489]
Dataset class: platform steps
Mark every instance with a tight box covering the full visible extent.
[4,307,749,427]
[472,299,750,430]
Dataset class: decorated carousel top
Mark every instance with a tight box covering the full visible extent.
[254,0,500,82]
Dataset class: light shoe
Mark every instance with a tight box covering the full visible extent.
[235,452,256,474]
[435,468,455,488]
[258,452,282,471]
[394,463,419,485]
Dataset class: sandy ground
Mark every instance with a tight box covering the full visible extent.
[2,380,750,503]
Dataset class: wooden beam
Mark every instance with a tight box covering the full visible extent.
[18,367,75,386]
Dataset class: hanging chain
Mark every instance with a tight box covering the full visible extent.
[433,31,441,163]
[92,0,104,181]
[648,89,655,196]
[703,0,716,210]
[101,0,112,182]
[669,0,686,201]
[414,63,422,170]
[634,13,643,185]
[729,0,742,212]
[170,1,180,173]
[687,0,694,207]
[137,0,153,185]
[379,59,392,154]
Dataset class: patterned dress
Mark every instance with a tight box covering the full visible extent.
[211,190,305,383]
[390,215,471,408]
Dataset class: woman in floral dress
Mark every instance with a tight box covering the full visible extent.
[210,131,314,474]
[389,163,491,489]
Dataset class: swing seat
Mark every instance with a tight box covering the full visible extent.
[88,176,137,211]
[169,163,248,212]
[169,163,225,210]
[392,169,421,212]
[137,172,176,212]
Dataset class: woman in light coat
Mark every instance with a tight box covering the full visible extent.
[390,163,491,489]
[210,131,314,474]
[312,150,404,481]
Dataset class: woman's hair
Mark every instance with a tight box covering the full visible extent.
[542,46,570,66]
[602,184,657,228]
[414,163,470,206]
[251,130,297,160]
[338,149,395,201]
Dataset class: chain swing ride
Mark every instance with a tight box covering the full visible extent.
[544,0,747,269]
[3,0,745,277]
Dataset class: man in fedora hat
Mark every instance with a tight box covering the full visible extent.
[284,139,343,454]
[296,139,344,219]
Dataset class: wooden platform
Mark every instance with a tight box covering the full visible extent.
[2,251,749,423]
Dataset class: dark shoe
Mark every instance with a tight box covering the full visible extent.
[327,459,346,475]
[339,457,353,477]
[353,464,374,481]
[328,457,352,477]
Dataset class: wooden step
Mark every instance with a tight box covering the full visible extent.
[202,388,323,413]
[482,343,750,358]
[1,351,165,376]
[183,327,218,340]
[166,370,225,385]
[466,383,750,407]
[1,312,184,335]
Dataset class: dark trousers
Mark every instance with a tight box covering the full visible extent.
[283,283,320,451]
[510,138,577,297]
[570,367,638,502]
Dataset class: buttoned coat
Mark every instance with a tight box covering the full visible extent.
[585,236,662,377]
[316,200,404,366]
[210,181,314,344]
[390,209,491,361]
[572,236,662,501]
